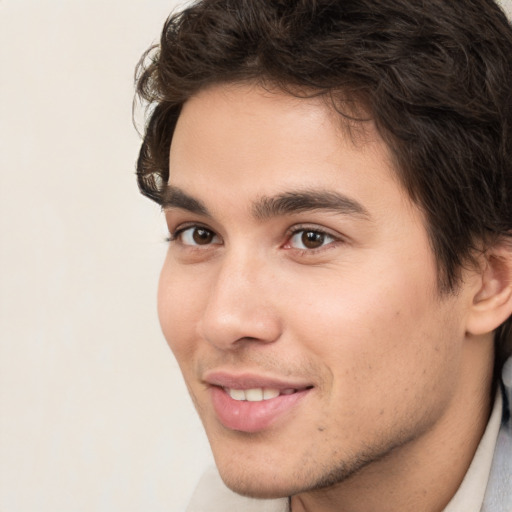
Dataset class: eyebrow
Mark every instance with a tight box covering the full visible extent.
[252,190,371,220]
[161,186,210,216]
[162,185,370,221]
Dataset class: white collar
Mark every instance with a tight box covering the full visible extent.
[442,387,503,512]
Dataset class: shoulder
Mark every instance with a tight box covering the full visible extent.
[482,357,512,512]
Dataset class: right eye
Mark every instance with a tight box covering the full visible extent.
[172,226,221,246]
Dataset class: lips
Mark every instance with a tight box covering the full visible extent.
[204,372,313,433]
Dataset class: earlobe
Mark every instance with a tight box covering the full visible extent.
[466,241,512,336]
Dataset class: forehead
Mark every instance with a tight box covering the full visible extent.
[174,82,379,152]
[167,83,410,219]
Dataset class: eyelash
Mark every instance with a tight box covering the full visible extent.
[168,223,213,242]
[284,224,340,253]
[169,224,220,246]
[167,223,342,254]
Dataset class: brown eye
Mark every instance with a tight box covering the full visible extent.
[177,226,219,246]
[288,229,335,250]
[301,231,325,249]
[192,228,214,245]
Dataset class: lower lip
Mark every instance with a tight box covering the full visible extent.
[210,387,310,433]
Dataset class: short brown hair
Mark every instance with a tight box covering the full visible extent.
[135,0,512,368]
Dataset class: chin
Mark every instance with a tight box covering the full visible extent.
[216,463,298,499]
[222,480,292,500]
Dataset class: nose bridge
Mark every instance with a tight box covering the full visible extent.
[199,244,280,349]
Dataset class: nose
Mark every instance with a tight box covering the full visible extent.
[197,249,282,350]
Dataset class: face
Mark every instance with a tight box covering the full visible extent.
[158,83,474,498]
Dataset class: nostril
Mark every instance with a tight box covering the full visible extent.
[236,336,262,343]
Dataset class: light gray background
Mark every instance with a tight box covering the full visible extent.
[1,1,511,511]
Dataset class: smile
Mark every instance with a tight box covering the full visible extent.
[204,373,313,433]
[211,386,311,433]
[225,387,299,401]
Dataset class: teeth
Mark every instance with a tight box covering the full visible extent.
[245,388,263,402]
[226,387,287,402]
[228,389,246,401]
[263,388,280,400]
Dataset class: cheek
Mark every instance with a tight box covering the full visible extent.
[286,283,462,452]
[157,258,204,360]
[286,263,459,401]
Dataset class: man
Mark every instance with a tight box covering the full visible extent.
[135,0,512,510]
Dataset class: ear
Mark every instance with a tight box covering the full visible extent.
[466,239,512,336]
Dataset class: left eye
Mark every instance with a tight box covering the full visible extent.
[288,229,335,250]
[176,226,220,246]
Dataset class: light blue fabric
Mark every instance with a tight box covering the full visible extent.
[482,356,512,512]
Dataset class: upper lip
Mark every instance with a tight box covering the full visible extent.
[203,370,313,391]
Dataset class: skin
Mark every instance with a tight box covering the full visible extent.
[158,83,498,511]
